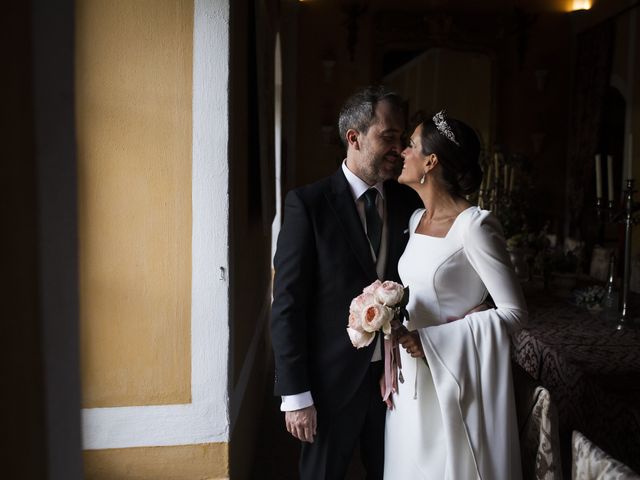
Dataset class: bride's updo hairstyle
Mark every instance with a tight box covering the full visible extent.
[417,111,483,196]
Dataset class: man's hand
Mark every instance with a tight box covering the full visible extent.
[285,405,317,443]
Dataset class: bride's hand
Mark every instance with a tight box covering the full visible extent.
[397,330,425,358]
[390,317,406,335]
[379,373,394,410]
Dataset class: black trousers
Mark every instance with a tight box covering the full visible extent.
[299,361,386,480]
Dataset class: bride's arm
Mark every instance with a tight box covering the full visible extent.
[461,210,528,332]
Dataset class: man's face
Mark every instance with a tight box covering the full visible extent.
[355,100,405,184]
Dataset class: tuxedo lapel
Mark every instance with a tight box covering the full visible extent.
[325,170,378,281]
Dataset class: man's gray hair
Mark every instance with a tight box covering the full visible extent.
[337,85,403,147]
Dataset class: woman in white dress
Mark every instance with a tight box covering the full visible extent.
[383,111,528,479]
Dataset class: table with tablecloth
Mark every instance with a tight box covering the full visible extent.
[512,287,640,473]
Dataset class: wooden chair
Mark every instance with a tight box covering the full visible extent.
[513,363,563,480]
[571,431,640,480]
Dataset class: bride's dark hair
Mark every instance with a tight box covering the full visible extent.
[413,111,482,196]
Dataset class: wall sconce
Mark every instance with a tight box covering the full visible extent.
[570,0,592,11]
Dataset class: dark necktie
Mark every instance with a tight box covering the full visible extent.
[363,188,382,257]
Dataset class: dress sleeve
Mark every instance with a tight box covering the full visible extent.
[461,209,528,332]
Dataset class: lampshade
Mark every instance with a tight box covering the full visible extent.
[571,0,592,11]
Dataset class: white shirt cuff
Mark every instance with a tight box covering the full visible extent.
[280,391,314,412]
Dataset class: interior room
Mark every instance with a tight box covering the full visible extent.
[5,0,639,479]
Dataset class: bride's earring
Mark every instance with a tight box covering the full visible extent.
[419,172,426,184]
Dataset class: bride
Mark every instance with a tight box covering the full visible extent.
[383,111,527,479]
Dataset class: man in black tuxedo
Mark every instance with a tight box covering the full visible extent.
[271,86,420,479]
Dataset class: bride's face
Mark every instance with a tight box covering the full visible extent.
[398,124,426,186]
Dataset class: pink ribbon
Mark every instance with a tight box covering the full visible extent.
[383,337,401,402]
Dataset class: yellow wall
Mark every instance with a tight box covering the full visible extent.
[76,0,193,408]
[84,443,228,480]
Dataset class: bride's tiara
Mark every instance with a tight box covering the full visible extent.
[433,110,460,146]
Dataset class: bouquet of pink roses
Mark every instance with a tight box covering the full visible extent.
[346,280,409,348]
[347,280,410,403]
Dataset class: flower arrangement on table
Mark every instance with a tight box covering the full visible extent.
[346,280,410,403]
[536,247,579,274]
[505,221,584,288]
[534,237,581,289]
[572,285,606,311]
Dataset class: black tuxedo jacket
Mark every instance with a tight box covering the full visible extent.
[271,168,421,414]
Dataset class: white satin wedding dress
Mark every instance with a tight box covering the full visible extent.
[384,206,527,480]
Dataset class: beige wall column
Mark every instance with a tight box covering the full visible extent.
[77,0,231,478]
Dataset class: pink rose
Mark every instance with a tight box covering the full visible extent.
[349,292,375,316]
[361,303,392,333]
[362,280,382,295]
[348,312,362,331]
[346,327,375,349]
[374,281,404,306]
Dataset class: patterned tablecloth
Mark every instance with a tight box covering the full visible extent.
[512,287,640,473]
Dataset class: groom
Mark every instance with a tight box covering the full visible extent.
[271,85,420,479]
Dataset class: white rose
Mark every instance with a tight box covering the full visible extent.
[362,280,382,295]
[346,327,375,349]
[361,303,392,333]
[374,281,404,306]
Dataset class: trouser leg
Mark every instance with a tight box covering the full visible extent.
[299,362,385,480]
[360,361,385,480]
